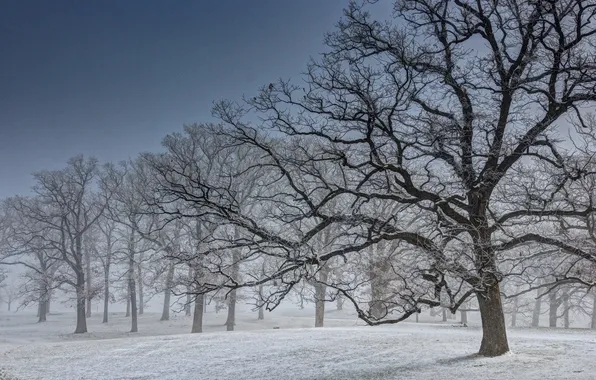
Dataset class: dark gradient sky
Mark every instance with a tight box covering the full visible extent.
[0,0,356,198]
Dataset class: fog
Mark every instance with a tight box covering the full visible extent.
[3,0,596,379]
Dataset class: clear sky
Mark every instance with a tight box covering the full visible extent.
[0,0,352,198]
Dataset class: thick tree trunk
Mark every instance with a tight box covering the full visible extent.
[191,294,204,333]
[461,309,467,325]
[531,288,542,327]
[74,273,88,334]
[468,196,510,356]
[442,308,447,322]
[86,250,92,318]
[549,291,558,328]
[476,284,509,357]
[160,263,175,321]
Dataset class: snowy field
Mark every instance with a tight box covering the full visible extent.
[1,307,596,380]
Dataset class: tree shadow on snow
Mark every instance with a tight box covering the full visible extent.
[436,353,482,365]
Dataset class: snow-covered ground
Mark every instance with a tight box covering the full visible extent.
[1,307,595,380]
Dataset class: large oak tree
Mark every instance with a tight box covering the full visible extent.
[146,0,596,356]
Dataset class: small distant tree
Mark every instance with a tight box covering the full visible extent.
[107,161,152,333]
[1,197,64,322]
[12,156,117,333]
[3,284,17,312]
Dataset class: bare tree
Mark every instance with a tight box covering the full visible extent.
[1,197,63,322]
[142,124,265,331]
[12,156,116,333]
[0,279,18,312]
[107,161,152,333]
[141,0,596,356]
[188,0,596,356]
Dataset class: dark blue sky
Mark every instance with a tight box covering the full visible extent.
[0,0,354,197]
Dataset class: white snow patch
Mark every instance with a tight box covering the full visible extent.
[0,310,595,379]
